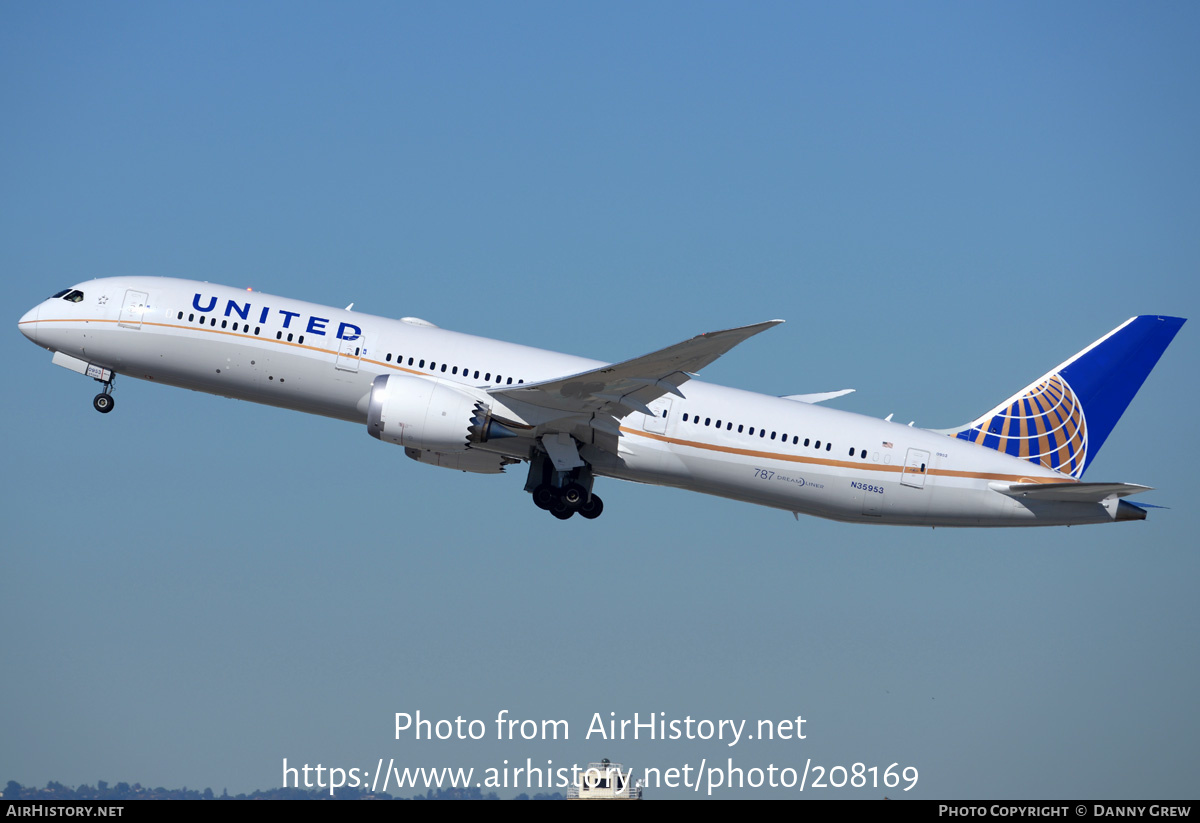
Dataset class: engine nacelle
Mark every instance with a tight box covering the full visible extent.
[366,374,520,453]
[367,374,479,452]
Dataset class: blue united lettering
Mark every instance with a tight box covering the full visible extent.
[191,293,362,340]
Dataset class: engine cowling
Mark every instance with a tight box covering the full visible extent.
[366,374,518,454]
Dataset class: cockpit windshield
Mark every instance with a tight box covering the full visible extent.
[50,289,84,303]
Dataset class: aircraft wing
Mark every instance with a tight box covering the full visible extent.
[489,320,782,425]
[781,389,855,404]
[988,481,1152,502]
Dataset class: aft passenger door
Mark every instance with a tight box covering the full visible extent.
[901,448,930,489]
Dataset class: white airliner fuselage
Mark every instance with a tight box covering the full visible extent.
[19,277,1183,526]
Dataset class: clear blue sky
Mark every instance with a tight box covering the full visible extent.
[3,2,1197,799]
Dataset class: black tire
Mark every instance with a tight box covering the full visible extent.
[561,482,587,510]
[532,484,557,510]
[579,495,604,520]
[550,497,574,519]
[93,393,114,414]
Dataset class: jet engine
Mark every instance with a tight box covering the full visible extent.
[366,374,518,455]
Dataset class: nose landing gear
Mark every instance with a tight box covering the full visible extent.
[92,377,115,414]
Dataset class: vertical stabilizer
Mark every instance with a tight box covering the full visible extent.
[945,316,1185,478]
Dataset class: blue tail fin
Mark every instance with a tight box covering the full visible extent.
[946,316,1185,477]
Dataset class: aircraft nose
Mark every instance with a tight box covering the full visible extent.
[18,304,39,344]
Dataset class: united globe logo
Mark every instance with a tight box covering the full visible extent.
[957,374,1088,478]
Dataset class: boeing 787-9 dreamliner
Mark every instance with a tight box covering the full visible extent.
[18,278,1184,526]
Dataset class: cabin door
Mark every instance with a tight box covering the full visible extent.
[900,448,930,489]
[335,333,364,372]
[119,290,149,330]
[643,397,672,434]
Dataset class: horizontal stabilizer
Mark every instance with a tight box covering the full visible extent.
[988,481,1152,503]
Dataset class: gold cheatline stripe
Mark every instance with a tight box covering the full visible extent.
[25,318,431,379]
[619,427,1072,484]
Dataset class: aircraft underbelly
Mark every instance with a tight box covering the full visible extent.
[606,430,1120,526]
[74,327,371,423]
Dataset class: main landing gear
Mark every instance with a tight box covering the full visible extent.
[532,481,605,520]
[525,444,604,521]
[92,377,115,414]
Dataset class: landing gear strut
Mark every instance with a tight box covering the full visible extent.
[526,449,604,520]
[92,378,115,414]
